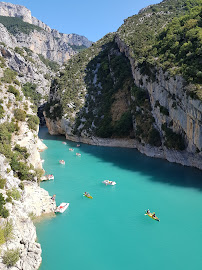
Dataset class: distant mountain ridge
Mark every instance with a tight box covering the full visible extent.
[0,2,92,63]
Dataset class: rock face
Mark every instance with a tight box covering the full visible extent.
[0,23,56,100]
[0,155,56,270]
[0,48,56,269]
[0,2,92,64]
[115,36,202,152]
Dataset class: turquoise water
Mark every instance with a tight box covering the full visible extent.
[37,128,202,270]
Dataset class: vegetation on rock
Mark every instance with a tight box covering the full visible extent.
[22,83,41,105]
[0,16,42,35]
[38,54,60,72]
[27,114,39,131]
[2,248,20,267]
[0,193,9,218]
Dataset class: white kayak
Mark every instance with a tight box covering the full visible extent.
[102,180,116,186]
[55,203,69,213]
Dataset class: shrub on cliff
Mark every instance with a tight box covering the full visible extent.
[113,111,133,137]
[0,105,5,118]
[38,54,59,72]
[6,188,21,201]
[18,182,24,190]
[7,85,20,100]
[0,177,6,189]
[1,68,17,84]
[148,127,162,147]
[14,144,30,160]
[162,124,186,150]
[27,114,39,131]
[3,220,13,242]
[10,155,34,181]
[14,109,26,122]
[35,168,44,183]
[2,248,20,267]
[0,193,9,218]
[0,122,18,159]
[14,47,24,57]
[22,83,42,105]
[0,227,5,245]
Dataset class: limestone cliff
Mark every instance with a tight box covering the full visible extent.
[0,2,92,64]
[0,45,56,269]
[0,23,57,102]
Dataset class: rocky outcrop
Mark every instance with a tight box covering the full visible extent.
[0,2,92,64]
[0,154,56,270]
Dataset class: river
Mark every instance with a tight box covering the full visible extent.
[37,127,202,270]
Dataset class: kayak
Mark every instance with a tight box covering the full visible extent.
[145,211,160,222]
[83,193,93,199]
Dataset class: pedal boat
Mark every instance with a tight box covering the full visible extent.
[41,174,54,181]
[59,160,65,165]
[55,203,69,213]
[102,180,116,186]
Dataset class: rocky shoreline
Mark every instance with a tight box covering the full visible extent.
[45,116,202,171]
[0,139,56,270]
[66,134,202,170]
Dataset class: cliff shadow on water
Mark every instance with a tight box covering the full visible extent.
[39,127,202,192]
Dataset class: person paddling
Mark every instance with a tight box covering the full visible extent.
[146,209,151,215]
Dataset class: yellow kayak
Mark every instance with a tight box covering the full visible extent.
[83,193,93,199]
[145,211,160,222]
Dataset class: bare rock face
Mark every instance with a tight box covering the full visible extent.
[0,24,55,99]
[0,2,32,24]
[0,2,92,64]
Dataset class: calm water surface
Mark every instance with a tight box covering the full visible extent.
[37,128,202,270]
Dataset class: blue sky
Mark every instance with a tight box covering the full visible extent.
[3,0,160,41]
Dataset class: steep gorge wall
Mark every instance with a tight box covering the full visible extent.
[115,35,202,152]
[44,34,202,170]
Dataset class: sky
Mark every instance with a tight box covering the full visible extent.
[2,0,160,42]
